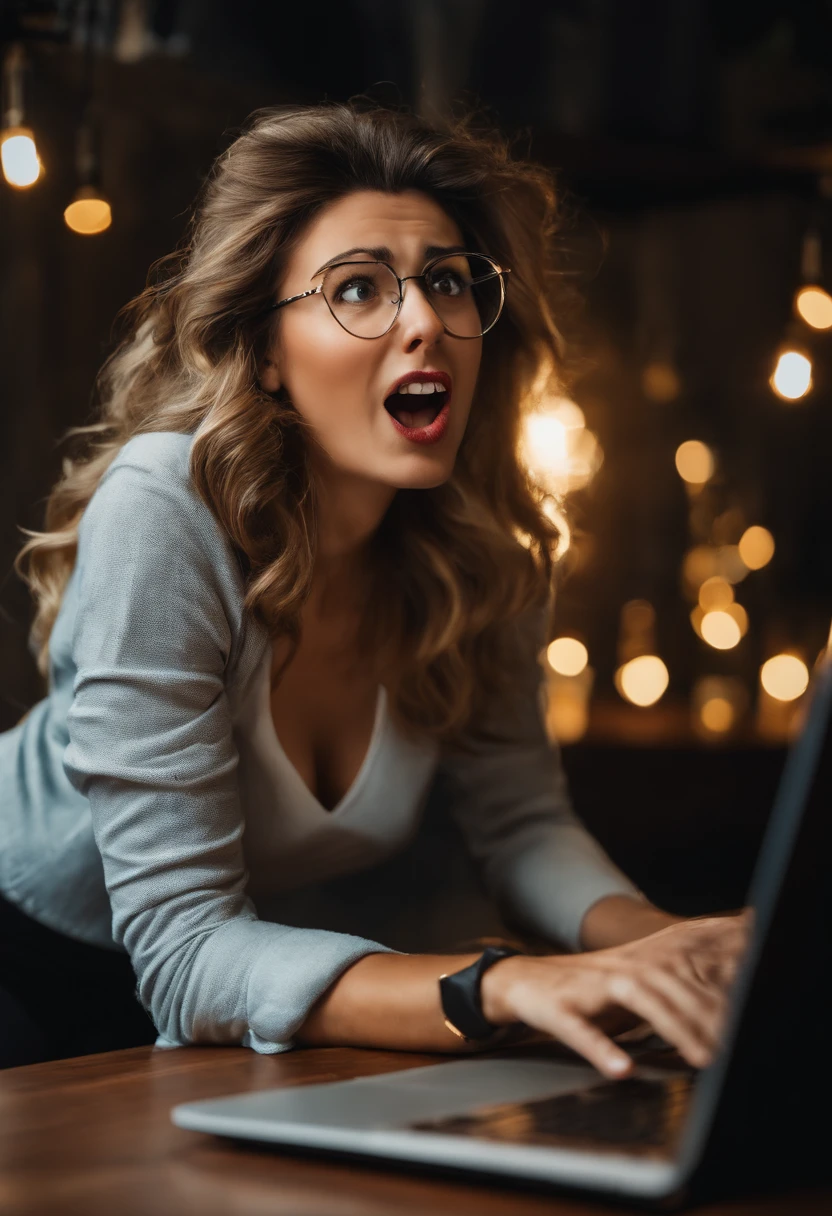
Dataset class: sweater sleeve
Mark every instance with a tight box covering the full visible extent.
[63,452,393,1054]
[437,607,644,952]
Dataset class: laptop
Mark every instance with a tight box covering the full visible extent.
[171,648,832,1206]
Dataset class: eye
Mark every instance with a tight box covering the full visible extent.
[428,269,466,297]
[334,276,377,304]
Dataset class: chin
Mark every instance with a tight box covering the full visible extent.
[391,457,456,492]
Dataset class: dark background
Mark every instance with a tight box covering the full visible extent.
[2,0,831,913]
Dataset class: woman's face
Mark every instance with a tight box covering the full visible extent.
[260,189,482,491]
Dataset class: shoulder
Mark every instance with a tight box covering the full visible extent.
[91,431,211,536]
[81,431,238,578]
[102,430,196,496]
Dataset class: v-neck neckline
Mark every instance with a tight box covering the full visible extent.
[266,683,388,816]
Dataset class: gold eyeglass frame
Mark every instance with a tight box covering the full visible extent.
[263,251,511,340]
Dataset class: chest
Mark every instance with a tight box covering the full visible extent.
[268,626,383,813]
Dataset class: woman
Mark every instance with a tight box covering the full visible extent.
[0,100,746,1074]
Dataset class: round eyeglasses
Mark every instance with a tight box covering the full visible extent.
[264,252,511,340]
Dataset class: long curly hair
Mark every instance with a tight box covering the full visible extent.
[15,98,571,749]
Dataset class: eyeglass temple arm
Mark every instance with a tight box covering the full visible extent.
[268,285,323,313]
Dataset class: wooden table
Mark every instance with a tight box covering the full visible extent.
[0,1045,829,1215]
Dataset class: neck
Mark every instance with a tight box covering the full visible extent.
[309,464,396,617]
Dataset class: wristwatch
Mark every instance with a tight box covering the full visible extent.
[439,946,520,1044]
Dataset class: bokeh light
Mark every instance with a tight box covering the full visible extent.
[716,544,749,584]
[770,350,812,401]
[700,610,742,650]
[547,637,588,677]
[760,654,810,702]
[0,128,41,188]
[675,440,714,485]
[700,697,735,732]
[795,285,832,330]
[64,189,112,235]
[725,602,749,637]
[615,655,669,707]
[520,398,602,496]
[698,576,733,612]
[692,675,748,740]
[642,360,681,403]
[738,525,775,570]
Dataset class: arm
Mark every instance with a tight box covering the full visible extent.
[63,447,395,1053]
[437,605,654,952]
[580,894,683,951]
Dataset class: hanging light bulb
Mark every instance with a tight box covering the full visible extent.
[771,346,812,401]
[1,44,42,189]
[793,228,832,330]
[795,285,832,330]
[64,112,112,235]
[64,181,111,234]
[64,6,112,236]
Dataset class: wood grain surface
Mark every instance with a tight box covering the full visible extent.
[0,1044,829,1216]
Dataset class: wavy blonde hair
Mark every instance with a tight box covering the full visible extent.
[16,98,571,749]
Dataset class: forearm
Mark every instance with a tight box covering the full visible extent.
[296,950,488,1053]
[579,895,683,951]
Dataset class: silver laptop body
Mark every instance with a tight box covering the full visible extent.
[172,657,832,1205]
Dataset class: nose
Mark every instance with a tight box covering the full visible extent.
[394,276,446,348]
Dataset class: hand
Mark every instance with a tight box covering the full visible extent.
[480,912,751,1079]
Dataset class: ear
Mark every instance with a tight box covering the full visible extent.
[259,354,281,394]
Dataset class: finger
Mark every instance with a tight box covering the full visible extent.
[641,967,727,1054]
[548,1006,635,1079]
[606,974,713,1069]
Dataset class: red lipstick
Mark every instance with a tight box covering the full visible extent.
[383,370,452,446]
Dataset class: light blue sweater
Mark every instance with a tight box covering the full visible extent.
[0,432,640,1053]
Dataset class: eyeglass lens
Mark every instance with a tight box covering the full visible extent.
[320,254,504,339]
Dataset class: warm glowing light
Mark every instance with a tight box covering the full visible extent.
[547,637,588,677]
[700,610,742,650]
[716,544,748,584]
[520,398,601,496]
[682,546,718,597]
[726,602,749,638]
[675,440,714,485]
[544,666,594,744]
[771,350,812,401]
[760,654,809,702]
[795,285,832,330]
[64,186,112,235]
[616,655,669,707]
[700,697,735,733]
[642,360,681,403]
[0,128,41,187]
[692,675,747,739]
[738,525,775,571]
[523,411,568,471]
[550,396,586,430]
[698,576,734,612]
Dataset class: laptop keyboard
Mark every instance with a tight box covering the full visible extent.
[411,1073,695,1155]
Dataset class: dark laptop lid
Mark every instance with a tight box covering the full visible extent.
[680,648,832,1195]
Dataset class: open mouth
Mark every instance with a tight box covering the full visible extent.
[383,388,449,430]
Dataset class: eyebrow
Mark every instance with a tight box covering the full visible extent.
[311,244,469,279]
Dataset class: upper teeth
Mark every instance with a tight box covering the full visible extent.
[396,380,444,394]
